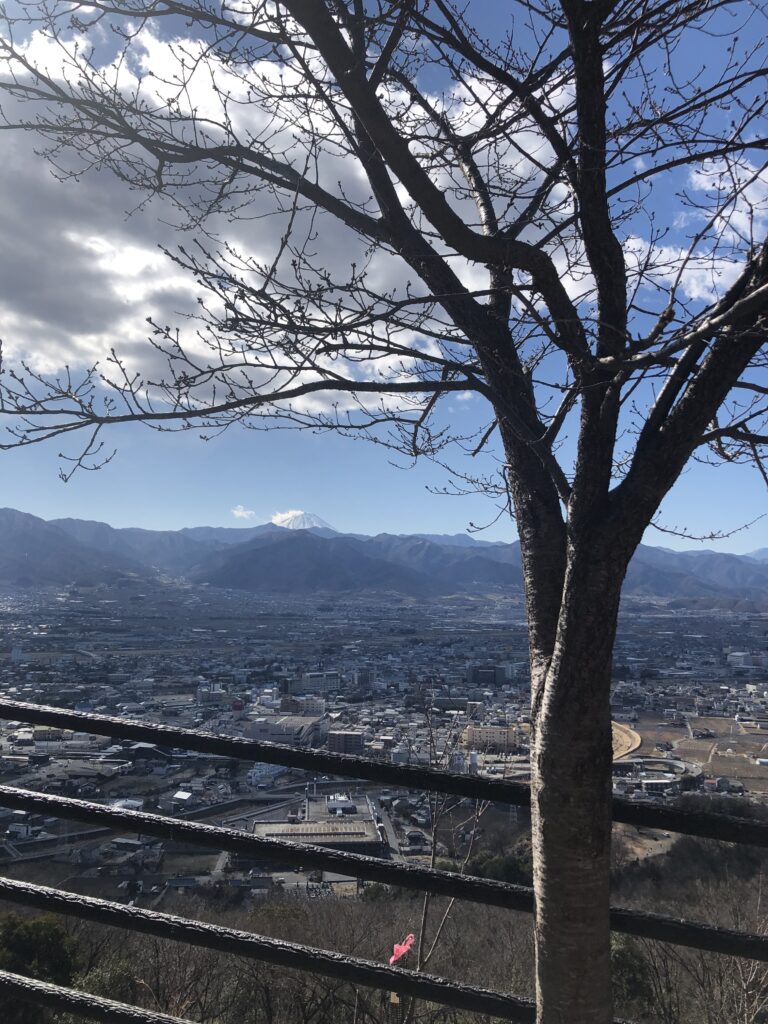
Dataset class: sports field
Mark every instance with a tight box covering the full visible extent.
[612,721,642,760]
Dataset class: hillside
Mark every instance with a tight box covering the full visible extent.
[1,508,768,604]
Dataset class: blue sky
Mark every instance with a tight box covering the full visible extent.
[3,405,767,551]
[0,3,765,551]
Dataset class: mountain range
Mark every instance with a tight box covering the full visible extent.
[1,507,768,606]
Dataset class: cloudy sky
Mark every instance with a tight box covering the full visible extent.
[0,4,766,550]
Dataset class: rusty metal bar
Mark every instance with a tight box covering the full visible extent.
[0,784,536,914]
[610,905,768,959]
[0,700,758,1023]
[0,968,196,1024]
[0,877,538,1022]
[0,697,531,805]
[610,799,768,845]
[1,699,766,846]
[1,786,767,961]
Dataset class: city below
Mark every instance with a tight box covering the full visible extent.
[0,530,767,906]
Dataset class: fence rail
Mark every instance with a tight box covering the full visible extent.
[0,968,199,1024]
[0,785,765,960]
[0,698,766,845]
[0,699,765,1022]
[0,877,541,1022]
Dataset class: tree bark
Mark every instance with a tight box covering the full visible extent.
[529,543,629,1024]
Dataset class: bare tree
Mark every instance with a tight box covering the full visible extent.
[1,2,767,1020]
[648,874,768,1024]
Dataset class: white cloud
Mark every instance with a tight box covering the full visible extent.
[231,504,256,520]
[623,234,743,305]
[0,90,204,377]
[2,18,762,433]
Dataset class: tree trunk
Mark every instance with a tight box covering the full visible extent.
[529,549,627,1024]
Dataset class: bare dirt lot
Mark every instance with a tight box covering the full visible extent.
[630,714,768,794]
[613,822,677,863]
[631,715,689,754]
[160,852,219,876]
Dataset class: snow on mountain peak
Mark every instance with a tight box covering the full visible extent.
[271,510,334,531]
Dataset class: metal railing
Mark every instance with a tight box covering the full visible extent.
[0,698,765,1023]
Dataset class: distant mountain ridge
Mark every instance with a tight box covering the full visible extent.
[1,507,768,605]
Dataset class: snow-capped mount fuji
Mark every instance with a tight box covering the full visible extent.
[3,507,768,605]
[270,510,335,532]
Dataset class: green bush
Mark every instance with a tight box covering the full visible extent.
[0,913,77,1024]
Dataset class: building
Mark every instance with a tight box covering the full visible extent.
[353,668,375,688]
[245,714,328,747]
[326,793,358,814]
[280,695,327,715]
[467,665,507,687]
[246,762,289,786]
[462,723,519,751]
[197,683,227,704]
[251,818,385,855]
[297,671,341,694]
[252,791,385,856]
[327,730,364,755]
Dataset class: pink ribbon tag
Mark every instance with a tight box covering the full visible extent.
[389,933,415,965]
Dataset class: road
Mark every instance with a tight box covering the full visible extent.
[211,850,229,879]
[378,807,403,861]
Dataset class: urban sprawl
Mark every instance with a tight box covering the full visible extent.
[1,578,767,903]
